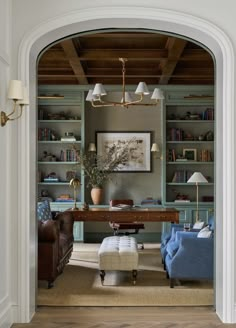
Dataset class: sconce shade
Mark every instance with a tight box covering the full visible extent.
[17,87,29,105]
[88,143,96,152]
[121,92,134,103]
[135,82,150,95]
[7,80,24,100]
[187,172,208,184]
[151,88,165,100]
[92,83,107,97]
[151,143,160,152]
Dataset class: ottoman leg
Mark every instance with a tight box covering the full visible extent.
[100,270,105,285]
[132,270,138,285]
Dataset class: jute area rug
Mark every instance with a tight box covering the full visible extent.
[37,243,213,306]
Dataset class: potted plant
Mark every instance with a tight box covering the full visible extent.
[80,144,129,204]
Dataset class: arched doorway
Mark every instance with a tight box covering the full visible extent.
[17,7,235,323]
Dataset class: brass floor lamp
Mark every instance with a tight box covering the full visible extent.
[187,172,208,222]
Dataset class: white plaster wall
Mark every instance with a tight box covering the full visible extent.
[0,1,17,327]
[0,0,234,326]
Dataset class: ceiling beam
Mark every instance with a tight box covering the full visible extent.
[60,40,88,85]
[159,37,187,84]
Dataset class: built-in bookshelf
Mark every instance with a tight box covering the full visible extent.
[163,87,215,217]
[37,86,85,241]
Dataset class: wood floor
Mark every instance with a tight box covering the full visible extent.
[12,306,236,327]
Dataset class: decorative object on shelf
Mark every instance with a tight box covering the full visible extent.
[69,177,80,210]
[151,143,162,159]
[183,148,197,161]
[1,80,29,127]
[96,131,151,172]
[41,151,57,162]
[82,202,89,211]
[187,172,208,222]
[43,172,59,182]
[205,130,214,141]
[86,58,164,108]
[66,170,76,182]
[88,143,96,152]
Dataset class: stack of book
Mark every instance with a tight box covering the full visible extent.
[172,170,193,183]
[61,136,76,142]
[199,149,212,161]
[55,194,74,202]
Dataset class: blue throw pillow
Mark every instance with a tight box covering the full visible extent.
[37,200,52,221]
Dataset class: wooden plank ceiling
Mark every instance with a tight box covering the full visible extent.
[38,31,214,85]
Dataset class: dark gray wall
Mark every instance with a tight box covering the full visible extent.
[84,92,163,238]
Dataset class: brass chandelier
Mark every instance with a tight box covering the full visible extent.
[86,58,164,108]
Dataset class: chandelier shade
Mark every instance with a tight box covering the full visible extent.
[86,58,164,108]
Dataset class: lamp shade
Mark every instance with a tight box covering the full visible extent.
[121,92,134,103]
[17,87,29,105]
[151,143,160,152]
[86,90,96,102]
[88,143,96,152]
[187,172,208,183]
[7,80,24,100]
[135,82,150,95]
[151,88,165,100]
[92,83,107,96]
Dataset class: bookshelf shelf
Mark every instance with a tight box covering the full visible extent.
[166,120,214,123]
[38,120,82,123]
[167,182,213,186]
[38,161,78,165]
[38,141,81,144]
[167,161,214,165]
[167,141,214,144]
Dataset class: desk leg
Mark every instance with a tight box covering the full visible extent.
[132,270,137,285]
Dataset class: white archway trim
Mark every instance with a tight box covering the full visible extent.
[17,6,235,323]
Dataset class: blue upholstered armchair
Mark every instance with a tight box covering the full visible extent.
[165,230,214,288]
[160,224,184,263]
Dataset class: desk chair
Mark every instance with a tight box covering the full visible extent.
[109,199,145,249]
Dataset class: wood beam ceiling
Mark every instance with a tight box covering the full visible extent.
[37,32,214,85]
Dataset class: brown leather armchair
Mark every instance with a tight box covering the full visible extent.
[38,211,74,288]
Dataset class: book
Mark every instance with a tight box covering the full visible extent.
[110,204,132,210]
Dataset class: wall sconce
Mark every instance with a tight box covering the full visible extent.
[1,80,29,127]
[88,143,96,152]
[151,143,162,159]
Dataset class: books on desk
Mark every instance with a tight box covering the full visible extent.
[110,204,132,210]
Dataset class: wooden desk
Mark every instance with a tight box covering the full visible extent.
[69,207,179,223]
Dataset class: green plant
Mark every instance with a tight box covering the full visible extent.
[80,144,129,188]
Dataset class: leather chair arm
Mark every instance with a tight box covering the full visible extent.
[38,220,59,242]
[55,211,74,235]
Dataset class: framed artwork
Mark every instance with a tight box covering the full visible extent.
[183,148,197,161]
[96,131,152,172]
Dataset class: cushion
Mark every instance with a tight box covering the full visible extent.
[166,241,179,258]
[37,200,52,221]
[193,221,205,229]
[197,226,212,238]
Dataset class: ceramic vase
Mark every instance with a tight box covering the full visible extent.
[91,187,103,205]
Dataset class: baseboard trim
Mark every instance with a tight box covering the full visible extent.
[0,303,14,328]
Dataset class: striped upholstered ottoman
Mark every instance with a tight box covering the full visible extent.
[98,236,139,285]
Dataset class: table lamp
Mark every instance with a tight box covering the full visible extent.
[187,172,208,222]
[69,177,81,210]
